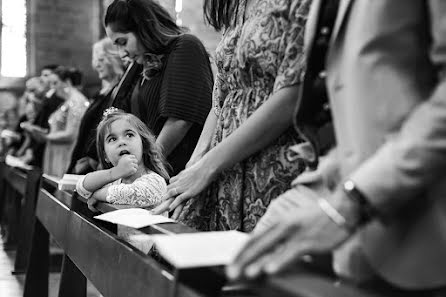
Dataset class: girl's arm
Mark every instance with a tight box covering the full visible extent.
[186,110,218,168]
[102,173,167,207]
[156,117,192,157]
[76,155,138,198]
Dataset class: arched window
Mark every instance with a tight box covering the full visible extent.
[1,0,27,77]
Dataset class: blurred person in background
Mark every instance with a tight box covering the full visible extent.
[32,66,88,177]
[21,64,65,167]
[67,37,125,174]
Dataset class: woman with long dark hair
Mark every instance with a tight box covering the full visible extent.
[155,0,312,232]
[104,0,213,175]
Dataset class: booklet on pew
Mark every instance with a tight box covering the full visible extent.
[5,155,32,170]
[58,174,84,191]
[151,231,249,269]
[94,208,174,229]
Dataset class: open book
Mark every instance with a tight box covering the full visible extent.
[151,231,249,269]
[58,174,84,191]
[5,155,32,170]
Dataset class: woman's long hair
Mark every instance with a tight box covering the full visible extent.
[203,0,239,31]
[96,110,170,180]
[104,0,184,54]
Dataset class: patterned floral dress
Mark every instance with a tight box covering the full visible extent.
[178,0,311,232]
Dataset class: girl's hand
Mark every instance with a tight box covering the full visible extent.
[87,197,99,212]
[151,157,217,217]
[110,154,138,179]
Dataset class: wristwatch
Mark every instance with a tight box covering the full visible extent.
[343,180,376,226]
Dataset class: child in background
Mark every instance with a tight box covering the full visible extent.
[76,108,169,211]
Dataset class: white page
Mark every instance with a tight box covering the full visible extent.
[5,155,32,170]
[152,230,249,268]
[94,208,174,228]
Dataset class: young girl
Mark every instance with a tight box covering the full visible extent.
[76,108,169,211]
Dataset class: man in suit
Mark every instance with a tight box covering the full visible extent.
[227,0,446,293]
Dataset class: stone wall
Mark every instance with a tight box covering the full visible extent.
[27,0,101,89]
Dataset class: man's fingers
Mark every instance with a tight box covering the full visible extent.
[264,242,310,275]
[171,203,184,220]
[242,250,276,280]
[151,198,174,215]
[228,222,298,280]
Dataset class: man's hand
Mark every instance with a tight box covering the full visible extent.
[110,154,138,179]
[226,190,356,280]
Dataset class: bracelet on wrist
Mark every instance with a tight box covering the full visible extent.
[317,197,356,233]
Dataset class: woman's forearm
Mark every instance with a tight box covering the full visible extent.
[188,111,218,163]
[203,85,300,174]
[46,131,76,143]
[156,117,193,156]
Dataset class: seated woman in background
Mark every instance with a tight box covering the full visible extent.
[15,90,43,164]
[35,66,88,177]
[154,0,311,232]
[5,77,46,160]
[104,0,213,175]
[67,37,125,174]
[76,110,168,211]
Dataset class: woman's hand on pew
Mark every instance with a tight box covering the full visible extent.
[153,158,217,218]
[226,190,357,280]
[151,197,184,220]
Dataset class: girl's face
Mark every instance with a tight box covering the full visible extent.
[93,50,114,81]
[105,26,146,65]
[103,119,143,167]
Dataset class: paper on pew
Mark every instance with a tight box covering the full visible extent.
[152,231,249,268]
[5,155,32,170]
[58,174,84,191]
[94,208,174,228]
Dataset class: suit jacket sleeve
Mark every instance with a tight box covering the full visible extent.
[350,1,446,217]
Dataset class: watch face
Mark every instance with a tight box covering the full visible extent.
[344,180,355,191]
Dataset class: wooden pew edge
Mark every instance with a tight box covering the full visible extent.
[40,176,390,297]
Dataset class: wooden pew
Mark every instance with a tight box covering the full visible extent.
[24,174,393,297]
[0,160,27,249]
[0,160,42,274]
[24,175,209,297]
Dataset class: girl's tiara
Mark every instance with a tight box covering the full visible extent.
[102,107,120,119]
